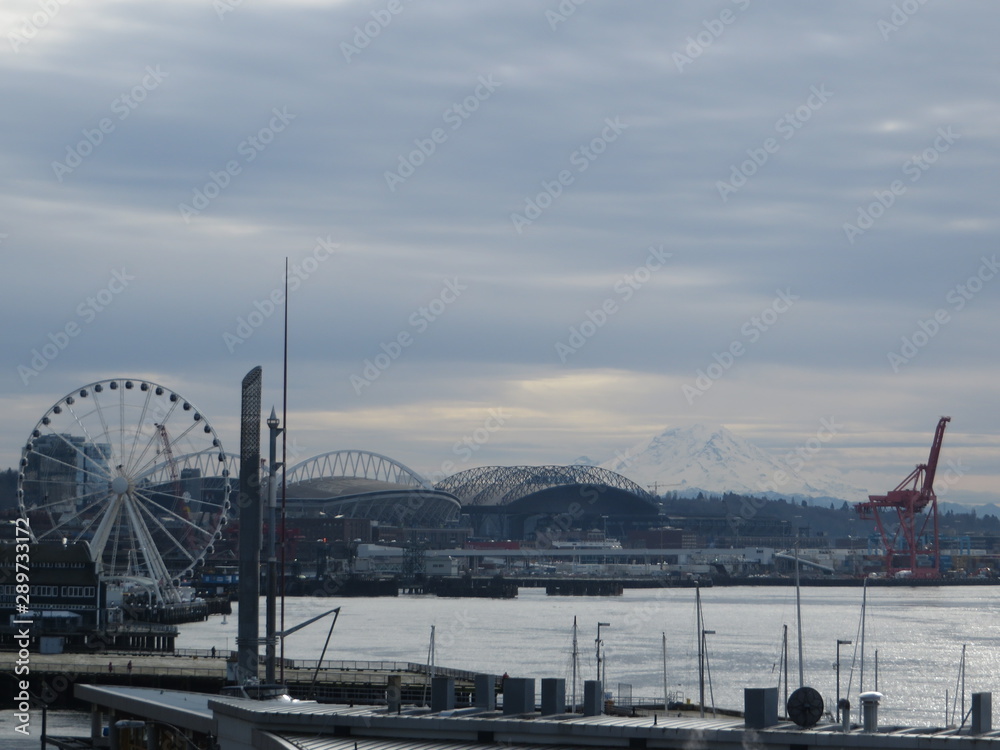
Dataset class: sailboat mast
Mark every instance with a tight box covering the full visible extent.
[794,541,804,689]
[697,583,705,718]
[860,578,868,696]
[422,625,436,707]
[951,644,966,726]
[782,624,789,714]
[572,616,578,712]
[279,256,290,683]
[662,631,668,711]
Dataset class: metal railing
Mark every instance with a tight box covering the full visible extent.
[23,656,483,686]
[27,660,224,678]
[170,649,481,679]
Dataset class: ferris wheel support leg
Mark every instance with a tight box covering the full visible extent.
[123,494,181,604]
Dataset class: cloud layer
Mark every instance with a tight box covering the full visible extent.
[3,0,999,503]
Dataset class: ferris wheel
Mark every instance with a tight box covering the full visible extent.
[17,378,231,603]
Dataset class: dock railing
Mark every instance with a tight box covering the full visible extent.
[174,649,477,674]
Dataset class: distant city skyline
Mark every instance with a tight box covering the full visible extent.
[3,1,999,505]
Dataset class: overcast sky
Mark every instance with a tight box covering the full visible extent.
[2,0,998,505]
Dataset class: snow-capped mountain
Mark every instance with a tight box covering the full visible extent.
[597,423,868,501]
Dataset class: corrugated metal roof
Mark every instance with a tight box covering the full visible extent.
[81,687,1000,750]
[264,735,588,750]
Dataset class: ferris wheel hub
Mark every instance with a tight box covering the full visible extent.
[110,475,130,496]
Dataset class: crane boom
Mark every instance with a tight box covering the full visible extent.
[154,422,191,536]
[922,416,951,495]
[154,422,179,485]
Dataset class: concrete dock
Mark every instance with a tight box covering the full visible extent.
[3,650,484,707]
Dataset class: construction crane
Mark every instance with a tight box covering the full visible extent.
[154,423,179,486]
[155,422,192,541]
[855,416,950,579]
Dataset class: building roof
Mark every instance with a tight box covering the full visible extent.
[75,685,1000,750]
[75,685,215,735]
[287,477,416,499]
[284,488,462,527]
[0,540,94,565]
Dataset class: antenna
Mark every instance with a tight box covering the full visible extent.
[279,257,289,683]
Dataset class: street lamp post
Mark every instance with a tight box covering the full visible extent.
[836,638,852,722]
[596,622,611,689]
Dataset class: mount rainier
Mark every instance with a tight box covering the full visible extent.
[590,423,869,502]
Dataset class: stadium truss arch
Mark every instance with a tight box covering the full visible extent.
[283,450,458,527]
[284,449,434,490]
[435,464,657,509]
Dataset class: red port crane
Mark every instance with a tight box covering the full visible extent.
[855,416,951,579]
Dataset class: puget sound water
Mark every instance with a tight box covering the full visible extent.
[172,585,1000,729]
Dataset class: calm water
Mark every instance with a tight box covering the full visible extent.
[8,585,996,745]
[2,709,94,750]
[179,585,1000,728]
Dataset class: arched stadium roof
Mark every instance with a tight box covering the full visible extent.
[435,464,657,510]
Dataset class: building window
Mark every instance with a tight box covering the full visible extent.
[61,586,96,598]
